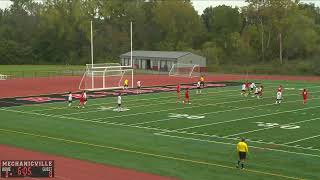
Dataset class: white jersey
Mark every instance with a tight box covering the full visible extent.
[277,91,282,99]
[117,96,122,104]
[241,84,246,90]
[250,83,256,89]
[197,81,200,88]
[137,81,141,87]
[83,92,87,99]
[68,94,72,101]
[254,88,259,94]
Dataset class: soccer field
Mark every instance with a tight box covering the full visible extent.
[0,80,319,179]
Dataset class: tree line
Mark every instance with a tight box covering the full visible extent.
[0,0,320,73]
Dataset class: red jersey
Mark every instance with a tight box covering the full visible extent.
[245,82,250,88]
[80,92,85,102]
[177,85,180,93]
[278,86,283,92]
[185,89,189,98]
[302,91,308,98]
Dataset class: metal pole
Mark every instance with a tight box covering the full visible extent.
[130,21,132,68]
[91,20,94,89]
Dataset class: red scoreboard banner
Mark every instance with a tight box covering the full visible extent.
[1,160,54,178]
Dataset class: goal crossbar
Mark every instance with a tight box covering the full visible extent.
[79,65,133,91]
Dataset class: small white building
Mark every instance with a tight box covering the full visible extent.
[120,51,206,71]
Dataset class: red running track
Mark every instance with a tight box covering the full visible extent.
[0,145,178,180]
[0,74,320,98]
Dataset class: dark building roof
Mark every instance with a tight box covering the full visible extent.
[120,51,192,59]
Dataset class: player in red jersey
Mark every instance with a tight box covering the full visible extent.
[177,84,181,101]
[278,85,283,92]
[302,89,308,104]
[183,88,190,104]
[78,91,85,108]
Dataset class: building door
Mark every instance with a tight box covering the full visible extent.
[146,60,151,69]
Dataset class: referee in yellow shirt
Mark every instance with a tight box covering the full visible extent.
[236,138,249,169]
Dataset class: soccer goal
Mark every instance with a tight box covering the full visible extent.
[79,63,133,91]
[169,63,201,77]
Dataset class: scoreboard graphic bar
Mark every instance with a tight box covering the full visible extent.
[1,160,54,178]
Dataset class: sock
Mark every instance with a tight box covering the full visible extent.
[237,160,240,166]
[241,163,244,169]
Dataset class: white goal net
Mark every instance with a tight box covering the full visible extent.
[169,63,200,77]
[79,63,133,91]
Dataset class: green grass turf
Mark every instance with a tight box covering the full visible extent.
[0,80,319,179]
[0,65,84,77]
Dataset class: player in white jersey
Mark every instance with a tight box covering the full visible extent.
[83,91,87,106]
[137,80,141,94]
[68,92,72,107]
[117,93,122,112]
[196,81,201,94]
[249,83,256,93]
[241,83,247,96]
[275,91,282,104]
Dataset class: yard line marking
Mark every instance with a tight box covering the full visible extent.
[130,97,313,126]
[284,134,320,145]
[27,85,242,112]
[1,107,320,152]
[162,129,320,152]
[175,105,320,131]
[155,133,320,160]
[0,128,306,180]
[58,91,256,116]
[15,83,320,112]
[224,117,320,138]
[35,83,286,114]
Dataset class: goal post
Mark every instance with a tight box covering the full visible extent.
[169,63,201,77]
[79,21,134,91]
[79,63,134,91]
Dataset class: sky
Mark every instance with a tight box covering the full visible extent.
[0,0,319,15]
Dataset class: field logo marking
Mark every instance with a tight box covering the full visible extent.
[112,108,130,112]
[168,113,205,120]
[98,106,114,111]
[254,122,300,130]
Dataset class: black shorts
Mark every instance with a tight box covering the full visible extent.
[118,103,121,107]
[137,86,141,89]
[68,100,72,103]
[124,84,128,87]
[239,152,246,160]
[251,88,253,91]
[197,87,200,89]
[200,82,205,86]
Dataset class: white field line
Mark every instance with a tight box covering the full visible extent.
[172,131,320,152]
[59,89,259,116]
[15,83,320,112]
[2,92,319,129]
[1,81,318,110]
[0,128,307,180]
[284,134,320,145]
[27,85,240,112]
[175,105,320,131]
[224,117,320,138]
[32,88,320,122]
[158,118,320,152]
[131,96,319,126]
[154,133,320,158]
[1,106,320,153]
